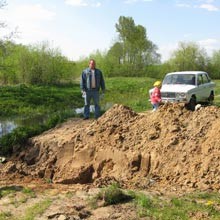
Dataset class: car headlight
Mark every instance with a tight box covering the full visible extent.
[176,92,186,99]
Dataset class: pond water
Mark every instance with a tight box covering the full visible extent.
[0,114,49,138]
[0,103,114,138]
[75,102,114,114]
[0,120,17,137]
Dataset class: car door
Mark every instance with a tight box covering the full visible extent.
[196,73,210,101]
[202,73,214,99]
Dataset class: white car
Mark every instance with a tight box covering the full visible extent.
[159,71,215,110]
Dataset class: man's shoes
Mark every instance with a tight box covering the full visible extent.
[83,117,89,120]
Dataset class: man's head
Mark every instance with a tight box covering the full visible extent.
[89,59,96,70]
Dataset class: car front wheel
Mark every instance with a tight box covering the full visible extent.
[187,97,196,111]
[208,91,214,104]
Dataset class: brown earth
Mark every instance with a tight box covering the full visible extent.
[1,103,220,219]
[1,103,220,193]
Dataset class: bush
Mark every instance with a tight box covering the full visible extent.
[89,183,132,208]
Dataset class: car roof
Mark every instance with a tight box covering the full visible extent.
[166,71,207,76]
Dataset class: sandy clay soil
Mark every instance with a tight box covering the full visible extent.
[0,103,220,219]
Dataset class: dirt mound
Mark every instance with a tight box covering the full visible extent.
[1,103,220,193]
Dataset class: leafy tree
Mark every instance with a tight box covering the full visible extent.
[0,0,20,84]
[113,16,160,76]
[208,50,220,79]
[0,41,21,84]
[0,41,78,85]
[105,42,123,76]
[167,41,209,71]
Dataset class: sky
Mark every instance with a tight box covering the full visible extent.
[1,0,220,62]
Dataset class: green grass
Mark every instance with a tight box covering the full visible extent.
[0,186,51,220]
[1,199,52,220]
[0,185,52,220]
[103,77,155,112]
[0,186,23,198]
[22,188,36,198]
[89,184,220,219]
[213,79,220,106]
[0,212,12,220]
[0,83,83,117]
[0,77,219,116]
[16,199,52,220]
[130,191,220,220]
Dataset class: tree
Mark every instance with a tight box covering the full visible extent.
[0,0,19,84]
[209,50,220,79]
[113,16,160,76]
[17,42,75,85]
[167,41,208,71]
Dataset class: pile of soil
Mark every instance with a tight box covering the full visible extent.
[1,103,220,193]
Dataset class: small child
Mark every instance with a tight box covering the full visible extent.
[150,81,162,111]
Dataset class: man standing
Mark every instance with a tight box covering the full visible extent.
[80,59,105,119]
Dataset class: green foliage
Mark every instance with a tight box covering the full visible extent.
[0,126,38,155]
[89,183,132,208]
[101,183,126,206]
[2,16,220,80]
[0,41,77,85]
[209,50,220,79]
[166,41,209,72]
[104,16,161,76]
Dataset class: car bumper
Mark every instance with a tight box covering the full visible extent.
[161,98,188,103]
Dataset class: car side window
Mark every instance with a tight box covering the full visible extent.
[198,75,203,85]
[191,76,196,85]
[202,74,209,84]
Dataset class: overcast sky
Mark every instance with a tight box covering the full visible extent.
[1,0,220,62]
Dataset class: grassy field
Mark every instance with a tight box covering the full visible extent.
[213,79,220,106]
[0,83,83,117]
[103,77,155,112]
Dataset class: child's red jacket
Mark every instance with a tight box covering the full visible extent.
[150,87,161,104]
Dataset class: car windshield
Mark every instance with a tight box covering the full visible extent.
[163,74,196,85]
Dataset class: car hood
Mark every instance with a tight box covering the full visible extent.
[161,84,196,93]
